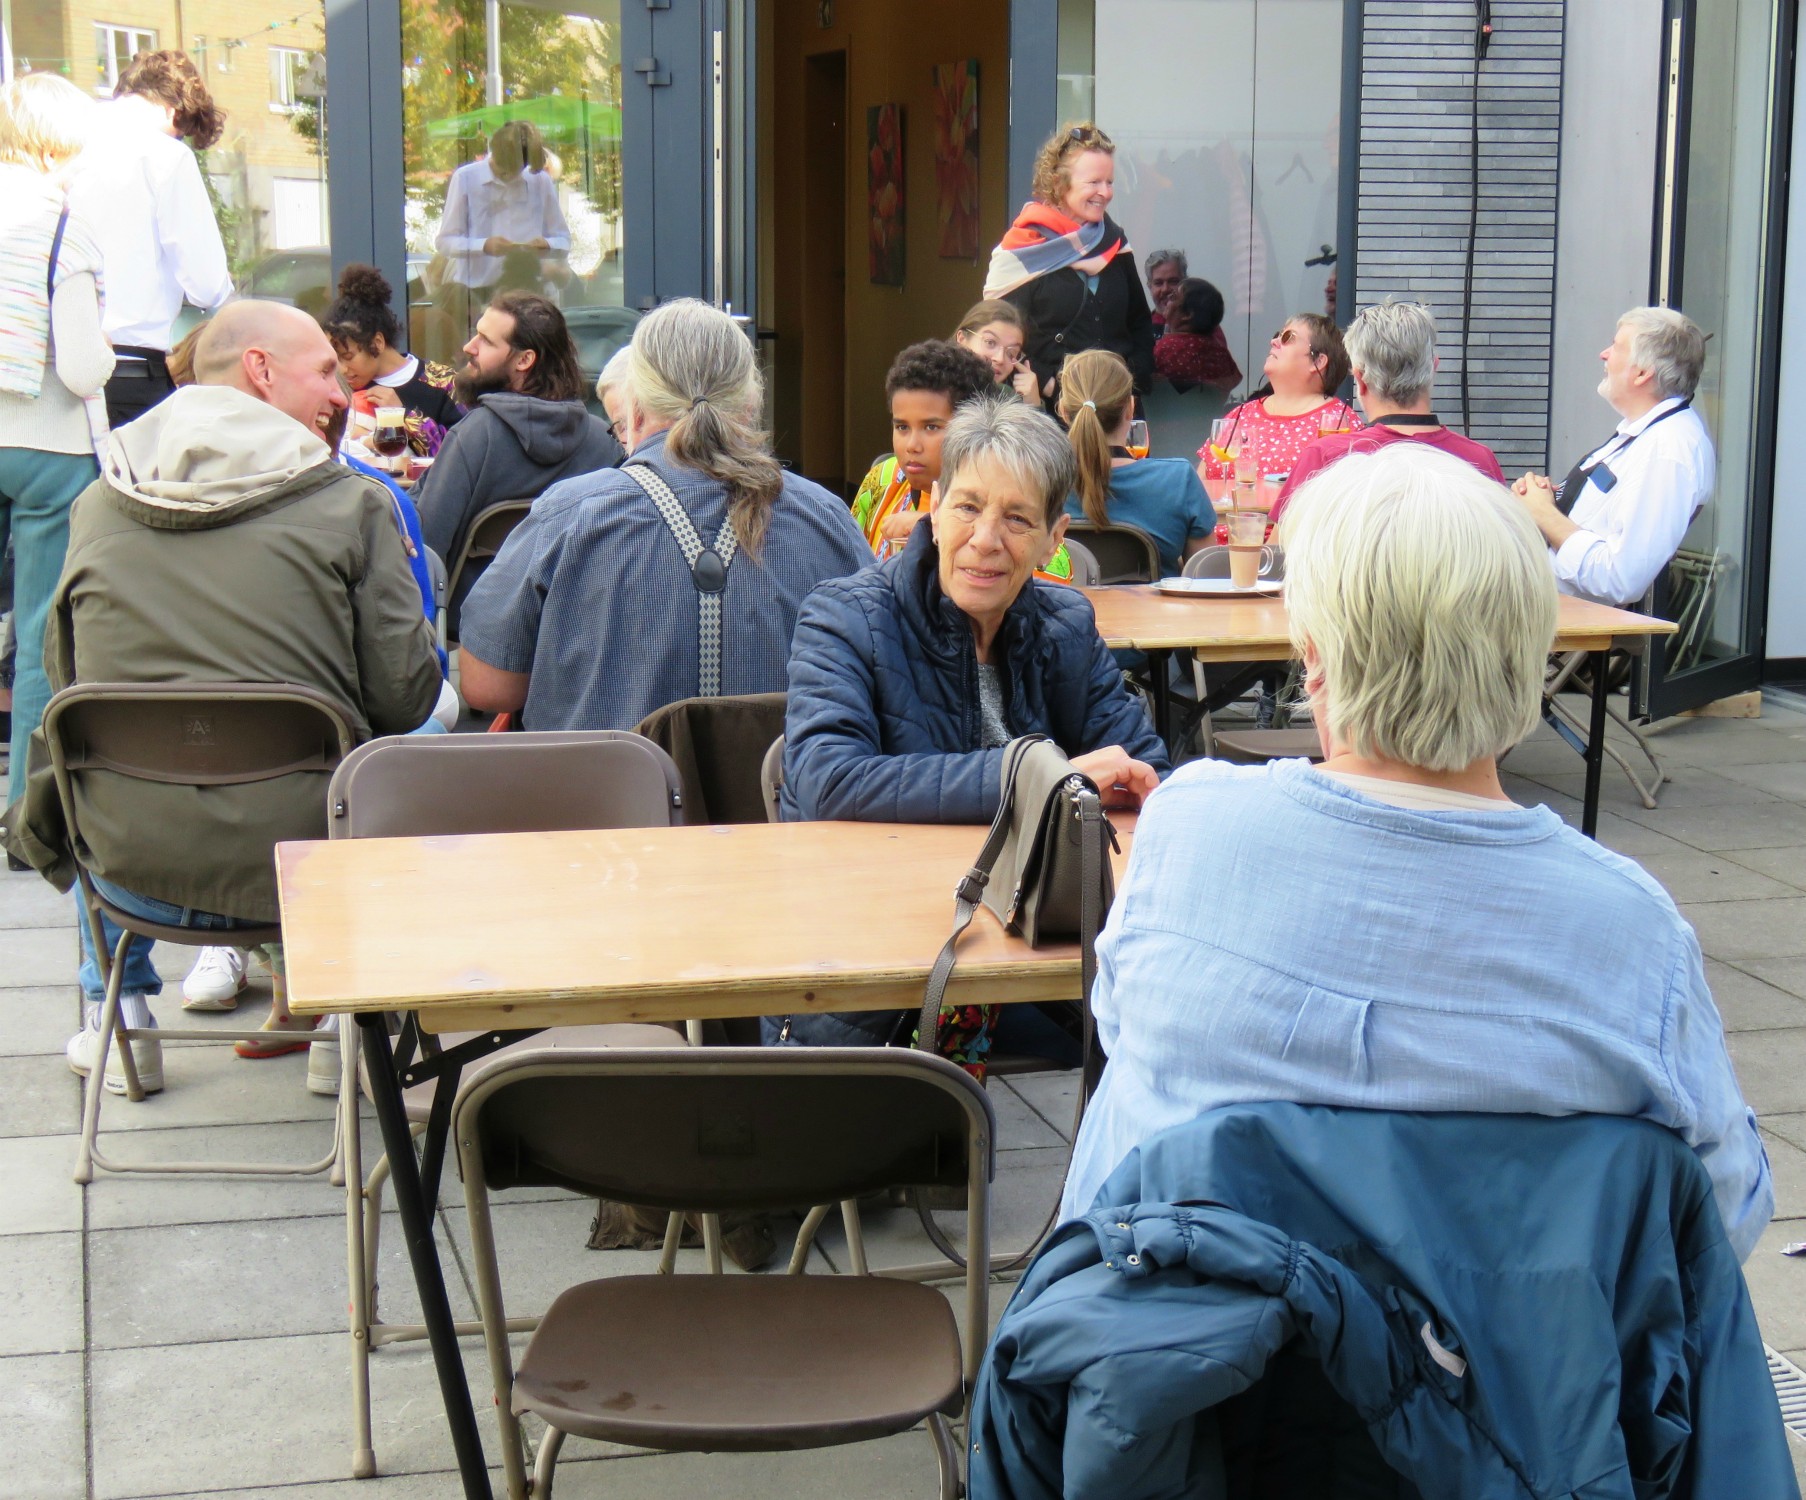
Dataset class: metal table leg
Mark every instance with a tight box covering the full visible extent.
[1581,649,1611,839]
[1146,648,1174,755]
[356,1014,493,1500]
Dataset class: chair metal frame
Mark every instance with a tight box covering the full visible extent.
[444,498,533,645]
[42,682,360,1185]
[327,729,695,1480]
[453,1046,994,1500]
[1064,520,1164,585]
[1175,546,1305,761]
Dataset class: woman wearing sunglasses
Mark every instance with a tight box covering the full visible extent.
[1197,314,1361,489]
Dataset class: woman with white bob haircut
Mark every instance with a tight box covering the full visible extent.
[1060,441,1772,1264]
[459,298,871,729]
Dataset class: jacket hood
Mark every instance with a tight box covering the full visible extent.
[103,386,334,526]
[476,392,596,464]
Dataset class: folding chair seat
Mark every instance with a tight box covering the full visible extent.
[38,682,360,1185]
[327,729,690,1479]
[453,1046,993,1499]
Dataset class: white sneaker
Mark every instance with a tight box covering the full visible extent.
[181,947,248,1011]
[305,1024,341,1096]
[66,1009,164,1096]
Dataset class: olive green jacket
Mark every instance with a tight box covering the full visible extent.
[1,385,442,920]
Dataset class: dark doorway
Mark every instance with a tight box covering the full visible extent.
[800,49,849,494]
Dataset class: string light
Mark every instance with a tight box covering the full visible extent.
[216,10,315,52]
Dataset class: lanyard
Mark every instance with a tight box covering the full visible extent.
[1368,412,1443,428]
[1556,400,1691,516]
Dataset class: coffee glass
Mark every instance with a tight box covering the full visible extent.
[1225,508,1274,589]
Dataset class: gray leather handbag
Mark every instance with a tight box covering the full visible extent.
[916,734,1116,1096]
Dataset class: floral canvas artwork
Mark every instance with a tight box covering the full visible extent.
[868,103,906,286]
[932,60,980,259]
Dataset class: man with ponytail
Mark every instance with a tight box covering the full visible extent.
[1058,349,1211,576]
[458,299,869,731]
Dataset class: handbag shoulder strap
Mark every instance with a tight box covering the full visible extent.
[623,462,740,696]
[46,202,70,308]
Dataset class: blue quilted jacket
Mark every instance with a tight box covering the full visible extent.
[970,1106,1797,1500]
[780,522,1169,823]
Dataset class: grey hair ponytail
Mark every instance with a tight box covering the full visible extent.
[628,299,783,558]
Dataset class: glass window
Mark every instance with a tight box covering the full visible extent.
[401,0,627,375]
[1059,0,1344,393]
[94,23,157,94]
[269,46,310,113]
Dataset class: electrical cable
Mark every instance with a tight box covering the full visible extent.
[1461,3,1493,431]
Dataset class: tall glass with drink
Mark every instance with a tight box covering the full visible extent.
[1225,508,1275,590]
[1126,418,1150,460]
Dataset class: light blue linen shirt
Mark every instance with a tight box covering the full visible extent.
[1061,758,1773,1262]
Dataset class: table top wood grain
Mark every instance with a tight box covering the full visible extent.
[1081,586,1678,661]
[277,818,1134,1031]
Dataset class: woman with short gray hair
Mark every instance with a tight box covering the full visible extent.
[1060,441,1771,1265]
[777,396,1167,1053]
[459,299,872,729]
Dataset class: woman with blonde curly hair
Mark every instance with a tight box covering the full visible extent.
[983,121,1154,407]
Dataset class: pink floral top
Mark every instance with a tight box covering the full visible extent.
[1196,395,1363,481]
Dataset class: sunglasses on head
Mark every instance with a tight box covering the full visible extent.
[1068,125,1114,150]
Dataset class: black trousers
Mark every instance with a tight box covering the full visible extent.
[103,348,175,427]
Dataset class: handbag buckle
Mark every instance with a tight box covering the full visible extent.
[954,869,989,905]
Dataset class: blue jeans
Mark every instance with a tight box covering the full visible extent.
[75,875,267,1002]
[0,447,98,805]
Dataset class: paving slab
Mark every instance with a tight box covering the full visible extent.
[1530,765,1780,815]
[1761,1126,1806,1223]
[0,871,77,929]
[0,984,83,1058]
[1618,800,1806,850]
[0,1350,85,1500]
[990,1076,1072,1151]
[1644,720,1806,767]
[86,1121,355,1230]
[0,1232,83,1357]
[90,1330,511,1497]
[87,1208,472,1351]
[1740,1220,1806,1354]
[0,1133,82,1235]
[1633,851,1799,905]
[0,1052,79,1139]
[3,925,79,989]
[1735,958,1806,1003]
[1723,844,1806,891]
[1706,961,1806,1032]
[1717,760,1806,800]
[1001,1070,1080,1145]
[1727,1030,1806,1115]
[1680,897,1806,961]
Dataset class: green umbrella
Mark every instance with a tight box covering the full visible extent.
[425,94,620,143]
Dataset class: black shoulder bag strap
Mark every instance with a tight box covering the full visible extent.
[46,202,70,308]
[623,462,739,696]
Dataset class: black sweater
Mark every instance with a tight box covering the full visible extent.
[1005,242,1155,399]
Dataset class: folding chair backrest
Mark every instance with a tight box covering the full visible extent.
[1182,543,1286,581]
[327,730,683,839]
[760,734,785,824]
[1061,536,1102,587]
[634,692,788,825]
[1065,522,1163,584]
[445,498,533,642]
[46,682,355,790]
[454,1047,994,1213]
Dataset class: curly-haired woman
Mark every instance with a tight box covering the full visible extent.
[321,263,463,454]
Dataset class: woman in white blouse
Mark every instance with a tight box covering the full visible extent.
[0,74,115,807]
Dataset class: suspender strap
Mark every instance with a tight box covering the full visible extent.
[623,463,740,697]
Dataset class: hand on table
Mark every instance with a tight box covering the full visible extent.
[482,236,514,256]
[525,237,551,252]
[1070,747,1161,809]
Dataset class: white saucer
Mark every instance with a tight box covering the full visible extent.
[1155,576,1284,597]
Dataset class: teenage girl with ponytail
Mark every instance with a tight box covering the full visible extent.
[1056,348,1212,577]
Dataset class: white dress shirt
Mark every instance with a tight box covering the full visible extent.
[435,157,571,289]
[66,97,233,351]
[1554,396,1716,608]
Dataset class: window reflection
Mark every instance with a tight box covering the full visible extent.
[400,0,626,370]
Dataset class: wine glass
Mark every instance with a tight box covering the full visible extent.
[1126,418,1149,460]
[371,408,408,470]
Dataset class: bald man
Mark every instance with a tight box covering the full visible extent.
[2,299,442,1101]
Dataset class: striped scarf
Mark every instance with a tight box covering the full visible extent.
[982,202,1127,301]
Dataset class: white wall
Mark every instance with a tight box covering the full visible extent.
[1765,40,1806,660]
[1548,0,1662,475]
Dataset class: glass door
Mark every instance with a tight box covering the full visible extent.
[1641,0,1793,717]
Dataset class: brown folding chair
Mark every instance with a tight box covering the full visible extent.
[40,682,358,1184]
[760,733,786,824]
[444,498,533,644]
[1061,535,1103,586]
[454,1046,993,1500]
[1064,520,1164,584]
[326,729,690,1479]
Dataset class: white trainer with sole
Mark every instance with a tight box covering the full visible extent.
[305,1021,340,1096]
[181,947,248,1011]
[67,1011,164,1096]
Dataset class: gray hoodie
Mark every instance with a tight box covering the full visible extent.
[415,391,621,565]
